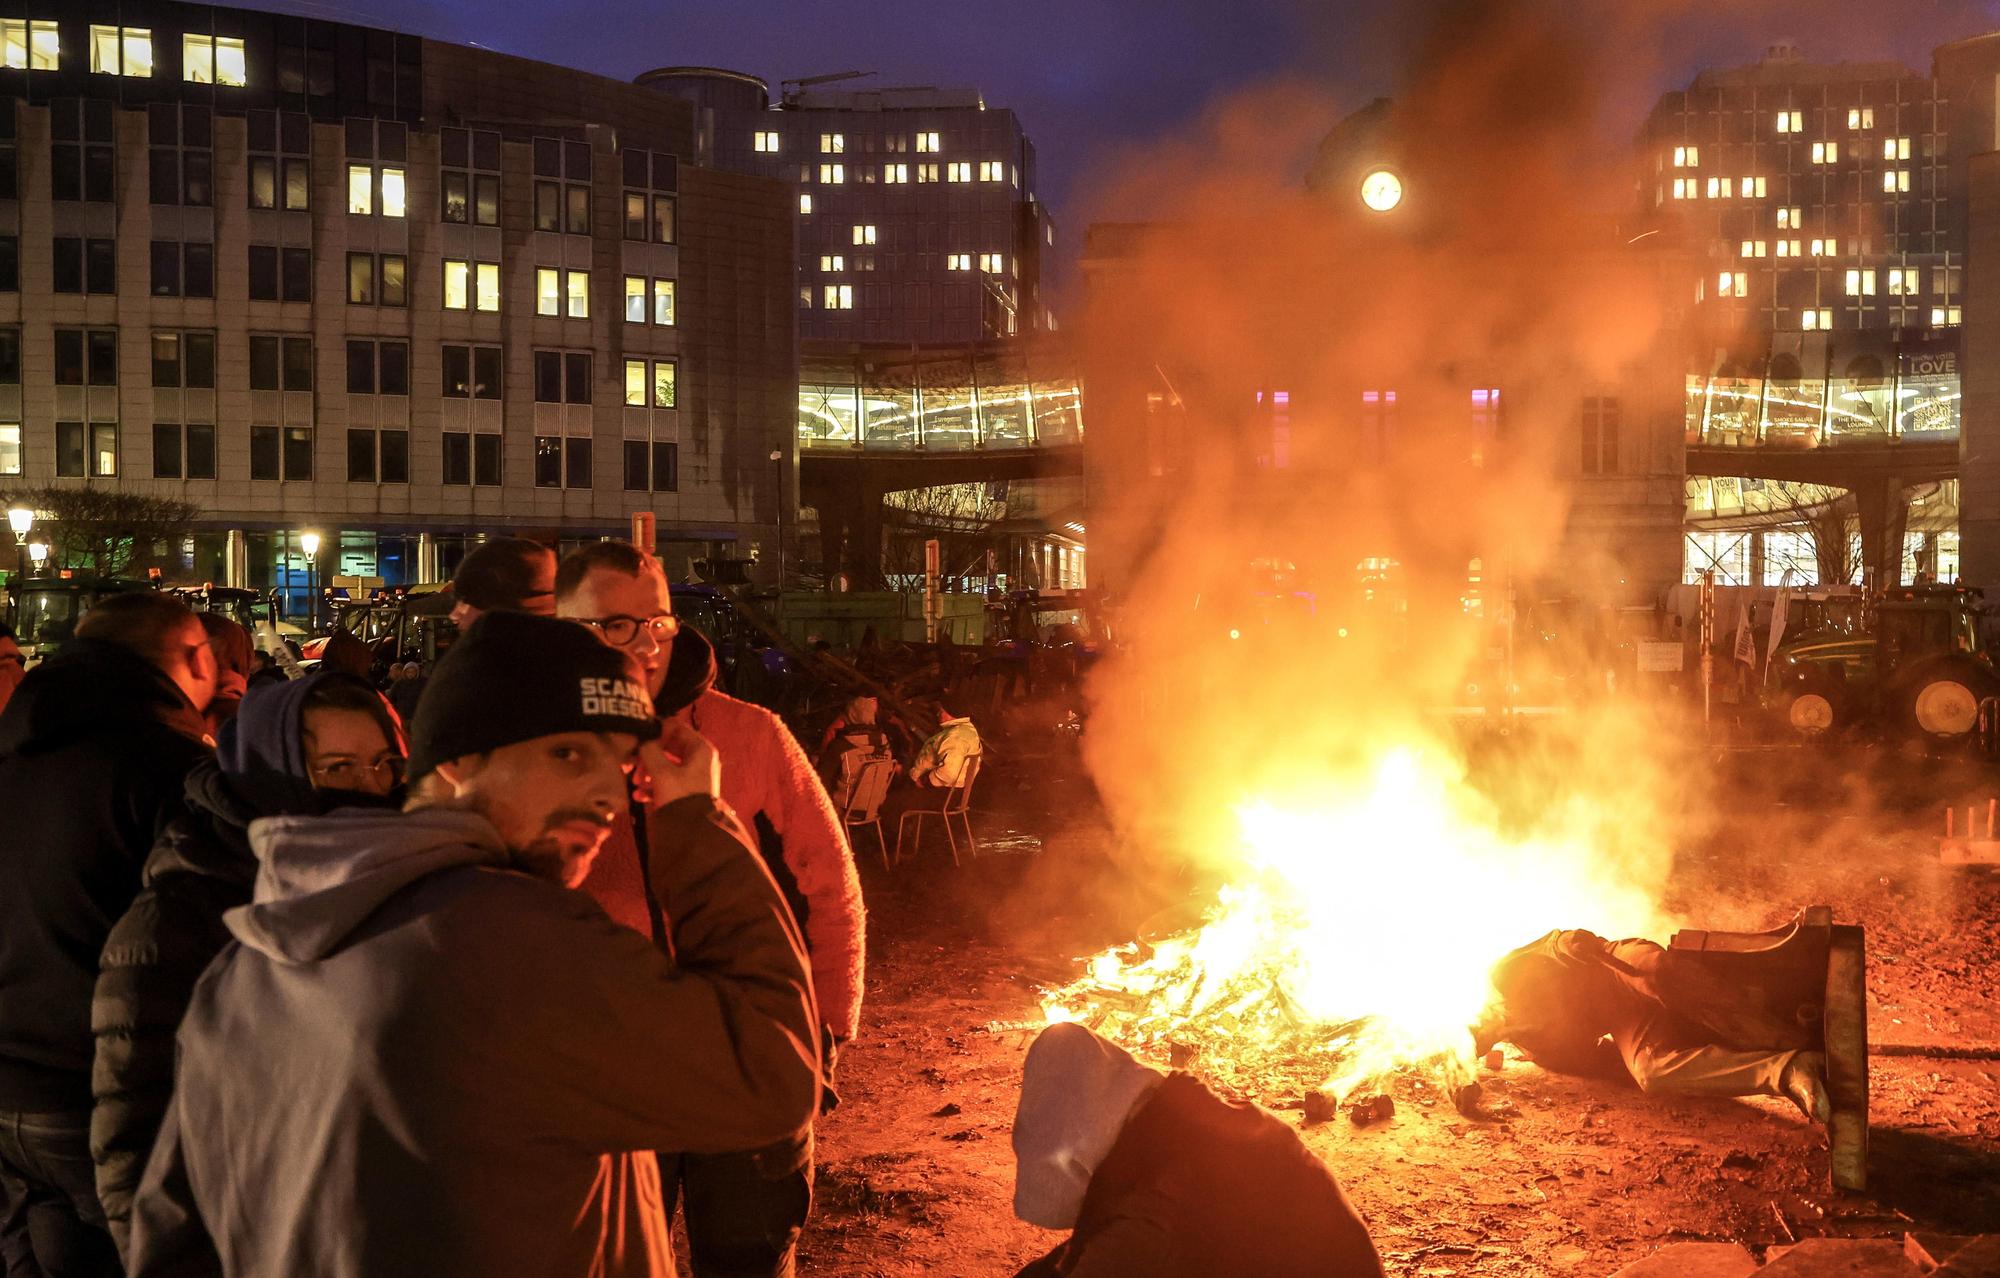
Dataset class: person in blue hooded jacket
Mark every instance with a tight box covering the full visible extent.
[88,672,404,1260]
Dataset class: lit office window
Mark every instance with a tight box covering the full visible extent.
[653,279,674,325]
[2,20,60,70]
[447,260,500,312]
[347,164,373,214]
[1844,268,1876,295]
[851,224,876,246]
[916,163,940,184]
[820,133,845,154]
[1884,169,1911,193]
[653,360,676,409]
[819,163,844,184]
[183,34,246,86]
[1885,136,1912,160]
[536,268,560,316]
[822,284,853,309]
[1739,176,1766,198]
[819,254,845,271]
[566,270,588,318]
[946,253,971,271]
[1775,110,1802,133]
[476,263,499,312]
[754,130,780,153]
[444,260,469,310]
[947,162,972,182]
[1672,145,1698,167]
[1716,271,1747,298]
[1888,268,1922,295]
[884,163,908,184]
[625,358,647,406]
[1706,176,1729,198]
[1775,239,1800,257]
[1849,107,1874,129]
[1777,206,1800,228]
[1803,308,1832,330]
[979,160,1005,181]
[380,167,406,217]
[799,192,813,214]
[1671,178,1690,199]
[916,131,940,153]
[90,25,153,76]
[1811,141,1838,164]
[1739,240,1767,258]
[1933,306,1962,326]
[980,252,1005,273]
[624,275,646,323]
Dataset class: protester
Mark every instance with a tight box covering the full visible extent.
[908,701,980,789]
[127,612,819,1277]
[387,660,427,724]
[1476,929,1831,1119]
[0,622,23,719]
[91,673,405,1259]
[448,536,557,627]
[818,695,892,809]
[1011,1023,1385,1277]
[559,541,863,1278]
[0,592,216,1276]
[197,613,256,735]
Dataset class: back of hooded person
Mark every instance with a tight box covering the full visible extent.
[90,672,406,1259]
[1011,1023,1385,1278]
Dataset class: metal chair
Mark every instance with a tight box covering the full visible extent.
[839,756,898,871]
[895,755,982,867]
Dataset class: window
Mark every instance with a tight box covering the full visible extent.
[533,351,593,403]
[57,423,118,477]
[344,122,407,218]
[1810,238,1833,256]
[1672,145,1699,167]
[1804,308,1833,332]
[282,428,312,480]
[624,275,646,322]
[249,336,313,391]
[624,441,680,492]
[443,433,471,485]
[979,160,1005,182]
[1849,107,1874,129]
[947,253,972,271]
[1671,177,1692,199]
[444,260,500,312]
[440,127,501,226]
[1580,397,1620,475]
[347,164,373,214]
[1777,206,1800,228]
[1885,136,1912,161]
[54,238,116,295]
[916,131,940,153]
[1884,169,1911,193]
[0,423,16,477]
[1775,110,1802,133]
[819,255,845,272]
[947,162,972,182]
[534,268,590,317]
[247,246,311,303]
[652,360,676,409]
[534,437,593,489]
[442,344,502,398]
[619,148,677,244]
[980,252,1005,273]
[1775,239,1800,257]
[820,133,845,154]
[1739,176,1766,198]
[1811,141,1838,164]
[55,330,118,386]
[800,192,813,214]
[347,428,409,483]
[822,284,853,310]
[149,104,214,206]
[90,25,152,77]
[150,241,213,298]
[1844,268,1876,296]
[1888,268,1922,295]
[51,99,116,202]
[248,110,311,211]
[1716,271,1748,298]
[250,426,279,480]
[622,358,676,408]
[624,358,646,406]
[533,136,592,234]
[1705,176,1728,199]
[183,34,246,86]
[473,435,502,486]
[151,331,216,390]
[884,163,908,184]
[754,130,780,153]
[349,253,375,305]
[1,20,59,70]
[851,224,877,246]
[819,163,845,184]
[916,163,940,184]
[345,340,409,395]
[1932,306,1963,327]
[654,279,675,326]
[0,237,15,293]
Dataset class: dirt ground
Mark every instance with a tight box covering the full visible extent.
[796,735,2000,1277]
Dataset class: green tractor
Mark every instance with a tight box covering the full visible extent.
[1767,584,1997,745]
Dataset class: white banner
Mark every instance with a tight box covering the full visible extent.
[1766,587,1793,663]
[1734,602,1757,666]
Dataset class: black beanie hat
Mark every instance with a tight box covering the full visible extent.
[407,611,658,779]
[657,626,719,717]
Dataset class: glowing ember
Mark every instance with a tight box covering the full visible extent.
[1041,746,1671,1103]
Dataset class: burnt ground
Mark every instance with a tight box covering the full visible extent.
[792,734,2000,1277]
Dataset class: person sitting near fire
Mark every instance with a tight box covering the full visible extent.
[1474,929,1830,1120]
[1009,1022,1386,1278]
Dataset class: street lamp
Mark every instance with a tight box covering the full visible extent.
[7,506,31,592]
[1359,168,1404,213]
[26,539,47,571]
[299,531,321,631]
[768,449,785,588]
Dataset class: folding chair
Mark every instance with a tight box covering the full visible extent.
[840,756,897,871]
[895,755,982,866]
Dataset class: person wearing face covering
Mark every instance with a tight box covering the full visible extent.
[88,673,406,1260]
[1010,1023,1385,1278]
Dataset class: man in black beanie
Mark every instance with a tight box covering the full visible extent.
[127,612,819,1278]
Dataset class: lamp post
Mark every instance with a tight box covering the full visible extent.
[300,531,321,632]
[768,449,785,588]
[7,506,31,594]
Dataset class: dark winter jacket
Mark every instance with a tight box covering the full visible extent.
[129,798,819,1278]
[0,640,209,1113]
[91,674,383,1257]
[1014,1073,1385,1278]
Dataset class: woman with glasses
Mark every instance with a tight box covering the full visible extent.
[88,672,405,1260]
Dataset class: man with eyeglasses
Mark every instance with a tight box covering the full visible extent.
[0,592,215,1276]
[557,541,864,1278]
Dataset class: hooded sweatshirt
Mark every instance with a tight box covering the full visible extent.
[0,639,209,1111]
[1012,1024,1383,1278]
[129,797,819,1278]
[92,674,392,1256]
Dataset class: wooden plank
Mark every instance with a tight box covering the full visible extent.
[1826,924,1870,1193]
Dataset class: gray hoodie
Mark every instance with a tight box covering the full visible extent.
[129,799,818,1278]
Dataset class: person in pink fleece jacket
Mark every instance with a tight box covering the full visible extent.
[557,541,864,1278]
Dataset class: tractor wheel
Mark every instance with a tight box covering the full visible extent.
[1893,656,1997,745]
[1781,677,1844,739]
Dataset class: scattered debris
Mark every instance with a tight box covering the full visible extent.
[1302,1084,1341,1125]
[929,1102,961,1118]
[1484,1049,1505,1070]
[1347,1094,1395,1126]
[942,1128,981,1142]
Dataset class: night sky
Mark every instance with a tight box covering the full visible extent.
[276,0,2000,232]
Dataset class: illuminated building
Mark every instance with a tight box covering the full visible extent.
[0,2,797,605]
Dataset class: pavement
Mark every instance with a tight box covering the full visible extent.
[1614,1235,2000,1276]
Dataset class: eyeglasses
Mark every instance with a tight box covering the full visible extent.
[578,612,680,648]
[309,754,406,788]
